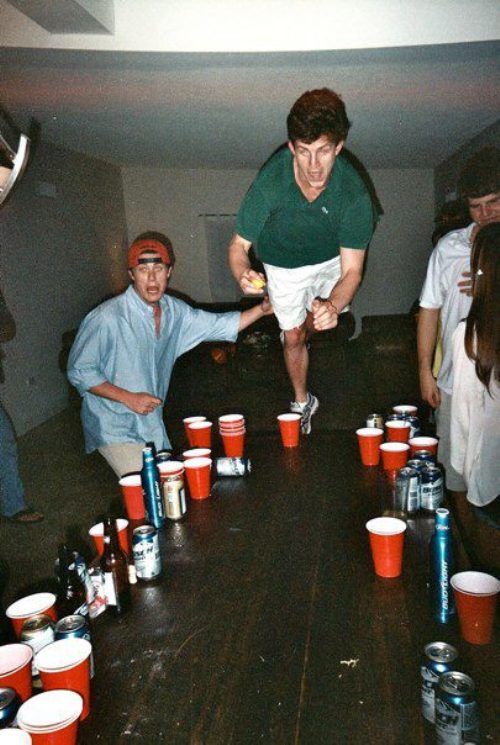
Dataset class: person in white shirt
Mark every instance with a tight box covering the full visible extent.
[450,222,499,506]
[418,147,500,494]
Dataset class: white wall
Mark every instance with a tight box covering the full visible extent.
[122,164,434,327]
[355,169,435,325]
[0,141,128,434]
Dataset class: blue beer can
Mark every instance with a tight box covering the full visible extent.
[0,687,19,729]
[413,449,436,464]
[421,642,458,723]
[55,614,94,678]
[435,671,479,744]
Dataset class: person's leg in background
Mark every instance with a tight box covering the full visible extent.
[0,400,43,522]
[98,442,146,479]
[436,389,467,499]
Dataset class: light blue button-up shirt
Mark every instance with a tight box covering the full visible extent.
[67,286,240,452]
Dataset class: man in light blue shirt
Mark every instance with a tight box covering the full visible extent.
[68,233,272,477]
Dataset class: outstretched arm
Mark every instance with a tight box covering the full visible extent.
[238,297,273,332]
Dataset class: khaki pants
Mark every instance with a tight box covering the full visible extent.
[98,443,145,478]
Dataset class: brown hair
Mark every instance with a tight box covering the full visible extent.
[287,88,350,145]
[458,147,500,200]
[464,222,500,391]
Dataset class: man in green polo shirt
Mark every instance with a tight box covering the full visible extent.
[228,88,376,433]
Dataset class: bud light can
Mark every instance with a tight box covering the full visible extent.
[395,466,420,513]
[55,614,94,678]
[421,464,444,511]
[133,525,162,581]
[421,642,458,723]
[386,413,404,422]
[366,413,384,429]
[0,687,19,729]
[156,450,173,463]
[406,415,421,438]
[407,458,427,474]
[435,671,479,744]
[413,449,436,464]
[216,457,252,477]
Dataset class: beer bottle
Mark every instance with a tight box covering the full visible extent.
[141,445,165,529]
[100,517,131,616]
[57,544,88,618]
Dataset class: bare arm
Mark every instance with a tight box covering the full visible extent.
[417,307,441,408]
[89,381,162,415]
[238,297,273,332]
[312,248,365,331]
[228,233,266,295]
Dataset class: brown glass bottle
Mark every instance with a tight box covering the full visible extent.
[99,517,131,616]
[57,544,87,618]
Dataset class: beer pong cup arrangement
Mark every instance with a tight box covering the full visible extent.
[182,448,211,459]
[379,442,409,471]
[119,474,145,520]
[219,415,246,457]
[89,518,129,557]
[17,689,83,744]
[184,457,212,500]
[356,427,383,465]
[409,436,438,458]
[277,413,301,448]
[35,639,92,721]
[6,594,57,639]
[187,420,213,449]
[366,517,407,578]
[385,420,410,443]
[0,644,33,702]
[0,730,32,743]
[183,416,206,445]
[450,571,500,645]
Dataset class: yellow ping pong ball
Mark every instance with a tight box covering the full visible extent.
[251,278,266,289]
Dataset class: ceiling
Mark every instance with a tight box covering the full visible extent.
[0,1,499,170]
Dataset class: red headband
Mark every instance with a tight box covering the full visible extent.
[128,239,171,268]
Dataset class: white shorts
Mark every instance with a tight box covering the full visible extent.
[264,256,343,331]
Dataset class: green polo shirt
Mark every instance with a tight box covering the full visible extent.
[236,147,376,268]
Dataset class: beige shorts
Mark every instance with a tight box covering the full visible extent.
[264,256,344,330]
[98,442,145,478]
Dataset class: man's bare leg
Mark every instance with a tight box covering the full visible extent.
[283,323,309,403]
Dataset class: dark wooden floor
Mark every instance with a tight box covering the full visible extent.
[1,325,498,743]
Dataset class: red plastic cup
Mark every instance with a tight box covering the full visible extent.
[0,731,32,743]
[409,436,438,458]
[0,644,33,702]
[188,421,212,448]
[182,448,211,459]
[36,639,92,720]
[218,414,245,430]
[380,442,409,471]
[184,457,212,500]
[6,593,57,639]
[356,427,384,465]
[17,689,83,745]
[221,431,246,457]
[89,518,129,557]
[119,474,145,520]
[366,517,407,578]
[157,460,185,483]
[183,416,206,444]
[277,413,301,448]
[392,405,418,417]
[385,420,410,443]
[451,571,500,645]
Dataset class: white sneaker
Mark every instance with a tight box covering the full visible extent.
[290,393,319,435]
